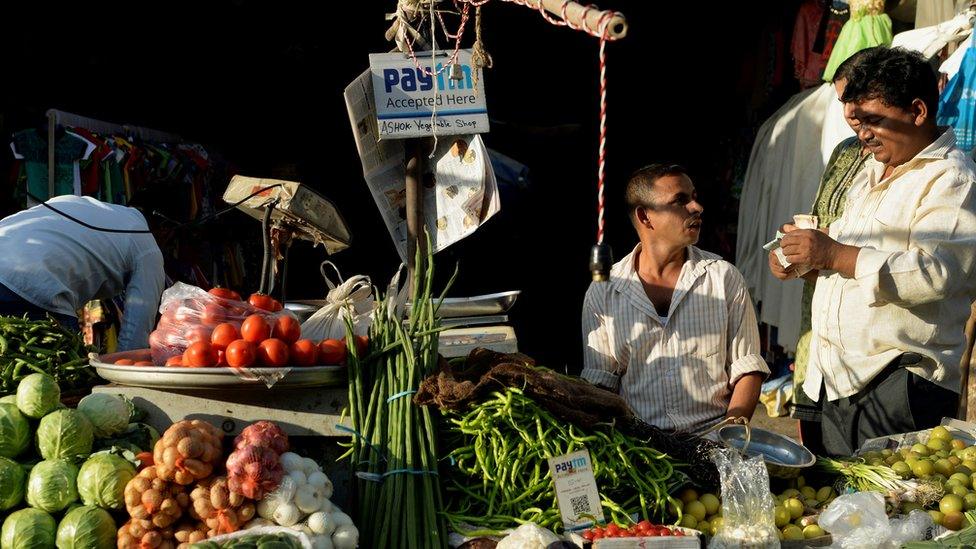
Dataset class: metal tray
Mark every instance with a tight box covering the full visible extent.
[718,424,815,478]
[91,350,346,390]
[429,291,521,318]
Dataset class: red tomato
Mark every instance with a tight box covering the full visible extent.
[248,293,282,312]
[272,315,301,344]
[257,338,289,367]
[581,531,594,541]
[672,530,684,537]
[658,528,672,536]
[133,361,154,366]
[201,303,229,327]
[114,359,135,365]
[211,323,241,351]
[626,526,637,536]
[183,342,218,367]
[225,339,257,368]
[165,356,183,367]
[216,349,228,366]
[353,335,369,358]
[636,520,652,535]
[290,339,319,366]
[185,325,211,345]
[606,524,621,537]
[318,338,347,365]
[208,287,242,301]
[241,314,271,343]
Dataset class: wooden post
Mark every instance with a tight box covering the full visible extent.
[963,302,976,420]
[405,139,425,294]
[534,0,627,39]
[47,111,56,199]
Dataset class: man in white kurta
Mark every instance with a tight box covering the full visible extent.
[773,47,976,455]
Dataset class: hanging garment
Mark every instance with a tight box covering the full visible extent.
[822,0,893,81]
[892,12,974,59]
[938,35,976,151]
[10,129,90,201]
[818,1,851,61]
[793,0,829,88]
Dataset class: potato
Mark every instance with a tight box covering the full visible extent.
[178,437,204,458]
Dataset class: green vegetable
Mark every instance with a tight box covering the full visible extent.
[77,393,128,438]
[0,403,30,458]
[16,373,60,419]
[1,507,56,549]
[92,423,159,454]
[0,456,25,511]
[26,459,79,513]
[0,395,15,404]
[440,388,684,534]
[343,233,449,549]
[77,453,136,510]
[37,409,93,462]
[0,315,96,397]
[55,505,115,549]
[119,395,146,423]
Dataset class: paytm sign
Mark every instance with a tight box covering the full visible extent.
[369,50,489,140]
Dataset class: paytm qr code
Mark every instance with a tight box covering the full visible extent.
[570,495,590,516]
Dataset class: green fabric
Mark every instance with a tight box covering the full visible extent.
[822,12,893,82]
[12,130,88,200]
[793,137,871,408]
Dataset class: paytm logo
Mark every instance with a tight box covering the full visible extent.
[553,456,588,474]
[383,64,474,93]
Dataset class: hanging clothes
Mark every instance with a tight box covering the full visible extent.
[822,0,892,82]
[938,35,976,150]
[10,129,91,201]
[793,0,830,88]
[818,1,851,62]
[892,11,974,59]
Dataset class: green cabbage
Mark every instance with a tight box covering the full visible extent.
[1,508,56,549]
[77,394,128,438]
[0,402,30,459]
[0,455,25,511]
[55,505,115,549]
[37,409,93,462]
[92,422,159,454]
[77,453,136,510]
[0,395,16,404]
[26,459,79,513]
[15,373,60,419]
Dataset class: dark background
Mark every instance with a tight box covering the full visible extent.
[0,1,804,371]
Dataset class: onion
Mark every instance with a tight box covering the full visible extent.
[246,518,274,528]
[272,502,301,527]
[331,525,358,549]
[302,457,320,476]
[307,512,336,536]
[307,471,329,489]
[288,470,308,486]
[256,496,281,519]
[295,485,322,514]
[280,452,304,473]
[276,476,298,502]
[331,512,353,528]
[311,535,334,549]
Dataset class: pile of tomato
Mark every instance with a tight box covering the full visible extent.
[140,287,367,368]
[581,521,687,540]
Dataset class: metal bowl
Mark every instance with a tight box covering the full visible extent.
[718,425,815,479]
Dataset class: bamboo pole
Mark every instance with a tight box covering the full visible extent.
[533,0,627,39]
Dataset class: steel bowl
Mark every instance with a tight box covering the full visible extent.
[718,425,815,479]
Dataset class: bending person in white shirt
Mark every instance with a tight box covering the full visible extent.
[581,164,770,434]
[0,195,166,351]
[770,47,976,456]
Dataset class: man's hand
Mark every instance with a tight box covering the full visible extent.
[768,249,796,280]
[727,372,764,420]
[781,226,842,270]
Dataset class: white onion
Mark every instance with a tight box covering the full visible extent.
[307,471,329,489]
[288,470,308,487]
[302,457,321,475]
[280,452,305,473]
[256,496,281,520]
[295,484,322,514]
[311,535,334,549]
[331,512,353,528]
[245,518,274,529]
[331,525,358,549]
[275,476,298,502]
[273,502,302,526]
[318,499,334,513]
[307,511,336,536]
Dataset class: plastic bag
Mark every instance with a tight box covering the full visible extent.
[198,525,313,549]
[708,448,780,549]
[496,523,560,549]
[149,282,296,365]
[300,262,374,341]
[819,493,935,548]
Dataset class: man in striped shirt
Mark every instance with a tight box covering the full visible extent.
[581,164,769,434]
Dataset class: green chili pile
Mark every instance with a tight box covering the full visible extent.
[0,315,95,396]
[441,387,687,534]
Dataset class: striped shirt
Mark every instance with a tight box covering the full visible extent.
[581,245,769,434]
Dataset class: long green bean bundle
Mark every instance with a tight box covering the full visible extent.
[441,387,687,535]
[343,236,451,549]
[0,315,95,396]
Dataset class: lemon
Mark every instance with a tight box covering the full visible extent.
[799,486,817,500]
[784,498,804,520]
[951,472,972,488]
[679,488,698,504]
[941,494,964,514]
[931,426,952,442]
[700,493,720,516]
[815,486,834,502]
[685,500,707,522]
[774,506,791,527]
[782,525,804,541]
[803,524,826,539]
[679,514,698,529]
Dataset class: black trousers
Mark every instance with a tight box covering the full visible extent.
[820,355,959,457]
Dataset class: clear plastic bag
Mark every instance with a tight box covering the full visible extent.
[819,493,935,548]
[708,448,780,549]
[299,262,374,342]
[149,282,296,365]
